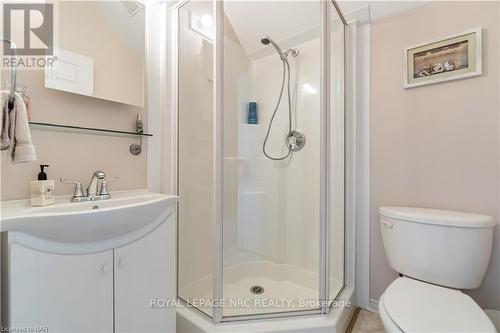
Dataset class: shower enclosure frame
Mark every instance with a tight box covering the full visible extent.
[171,0,349,324]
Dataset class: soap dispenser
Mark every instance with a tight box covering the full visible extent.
[30,165,55,206]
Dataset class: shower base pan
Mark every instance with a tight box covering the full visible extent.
[177,261,353,332]
[177,287,354,333]
[179,260,343,316]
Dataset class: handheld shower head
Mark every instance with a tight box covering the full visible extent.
[260,35,283,57]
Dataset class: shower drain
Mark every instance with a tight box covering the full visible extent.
[250,285,264,295]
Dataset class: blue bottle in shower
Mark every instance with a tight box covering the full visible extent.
[248,101,258,124]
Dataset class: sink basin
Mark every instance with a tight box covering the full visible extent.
[0,190,178,248]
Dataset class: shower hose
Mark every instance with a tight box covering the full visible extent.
[262,57,293,161]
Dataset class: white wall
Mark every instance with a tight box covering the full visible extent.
[222,19,252,257]
[225,37,321,276]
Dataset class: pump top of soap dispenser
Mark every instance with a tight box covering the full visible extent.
[38,165,49,180]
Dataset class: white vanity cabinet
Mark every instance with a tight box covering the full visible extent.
[1,192,177,333]
[9,246,114,332]
[114,217,176,333]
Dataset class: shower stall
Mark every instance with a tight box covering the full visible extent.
[173,0,348,324]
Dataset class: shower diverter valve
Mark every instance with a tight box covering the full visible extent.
[287,130,306,152]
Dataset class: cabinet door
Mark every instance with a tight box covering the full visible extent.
[114,214,176,333]
[9,244,113,333]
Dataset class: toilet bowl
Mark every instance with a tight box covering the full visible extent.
[379,207,497,333]
[378,277,496,332]
[378,294,403,333]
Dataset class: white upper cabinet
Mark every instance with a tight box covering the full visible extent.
[45,1,145,106]
[45,48,94,96]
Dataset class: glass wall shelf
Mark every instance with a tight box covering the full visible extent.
[29,122,153,138]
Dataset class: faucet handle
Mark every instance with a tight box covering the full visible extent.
[94,170,106,179]
[60,177,85,199]
[99,177,119,197]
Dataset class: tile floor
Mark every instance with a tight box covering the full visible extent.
[348,309,386,333]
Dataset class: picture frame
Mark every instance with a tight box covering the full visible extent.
[404,27,482,88]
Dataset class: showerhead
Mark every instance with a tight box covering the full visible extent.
[260,35,283,57]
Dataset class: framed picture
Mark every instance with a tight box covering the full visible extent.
[404,28,482,88]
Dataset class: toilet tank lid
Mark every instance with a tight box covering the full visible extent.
[379,206,495,228]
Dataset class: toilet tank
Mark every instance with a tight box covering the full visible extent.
[380,207,496,289]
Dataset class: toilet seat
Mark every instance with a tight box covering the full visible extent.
[381,277,496,333]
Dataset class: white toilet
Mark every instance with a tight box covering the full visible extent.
[378,206,498,332]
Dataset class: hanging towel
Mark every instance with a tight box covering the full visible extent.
[1,91,11,150]
[1,90,36,163]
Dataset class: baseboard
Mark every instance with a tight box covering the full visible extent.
[356,298,379,314]
[367,299,379,314]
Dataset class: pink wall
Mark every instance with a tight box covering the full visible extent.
[1,69,147,200]
[371,1,500,309]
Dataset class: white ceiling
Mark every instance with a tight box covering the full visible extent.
[338,1,429,21]
[223,1,428,57]
[224,1,322,55]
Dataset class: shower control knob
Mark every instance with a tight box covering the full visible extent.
[287,130,306,152]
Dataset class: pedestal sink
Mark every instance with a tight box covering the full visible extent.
[0,190,178,253]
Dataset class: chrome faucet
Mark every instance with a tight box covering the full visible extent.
[60,170,119,202]
[87,171,106,199]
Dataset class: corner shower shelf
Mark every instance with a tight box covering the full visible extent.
[29,122,153,138]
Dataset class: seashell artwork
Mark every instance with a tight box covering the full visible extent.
[417,61,457,78]
[418,69,432,77]
[405,28,481,88]
[444,61,455,71]
[432,63,445,73]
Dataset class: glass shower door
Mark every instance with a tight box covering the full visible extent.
[175,0,347,322]
[222,0,323,318]
[177,0,215,318]
[329,0,346,307]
